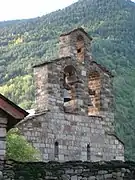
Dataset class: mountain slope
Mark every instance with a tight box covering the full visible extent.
[0,0,135,160]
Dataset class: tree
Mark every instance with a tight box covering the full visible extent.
[6,128,41,162]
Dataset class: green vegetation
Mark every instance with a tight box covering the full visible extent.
[0,0,135,160]
[0,74,35,109]
[6,128,41,161]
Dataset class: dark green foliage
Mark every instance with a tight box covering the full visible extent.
[0,0,135,160]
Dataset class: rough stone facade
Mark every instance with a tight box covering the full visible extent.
[17,28,124,162]
[2,160,135,180]
[0,110,7,160]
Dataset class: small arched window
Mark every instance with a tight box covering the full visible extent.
[87,144,91,161]
[54,141,59,159]
[76,35,85,63]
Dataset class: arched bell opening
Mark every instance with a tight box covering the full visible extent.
[63,65,78,113]
[76,35,85,63]
[88,71,101,116]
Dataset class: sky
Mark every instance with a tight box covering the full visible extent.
[0,0,78,22]
[0,0,135,22]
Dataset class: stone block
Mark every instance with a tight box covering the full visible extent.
[82,70,86,76]
[88,176,96,180]
[43,154,48,160]
[0,128,6,137]
[0,141,6,150]
[104,173,112,179]
[61,175,70,180]
[65,169,74,175]
[95,175,104,180]
[59,155,64,161]
[98,170,108,175]
[0,150,5,156]
[71,176,77,180]
[0,118,7,124]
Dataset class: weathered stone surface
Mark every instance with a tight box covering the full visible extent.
[1,160,135,180]
[17,110,124,162]
[0,115,8,161]
[17,28,124,162]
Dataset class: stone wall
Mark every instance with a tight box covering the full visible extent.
[17,111,124,162]
[0,111,7,160]
[2,160,135,180]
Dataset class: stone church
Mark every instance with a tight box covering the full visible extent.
[16,28,124,162]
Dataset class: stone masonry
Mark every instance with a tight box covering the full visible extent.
[17,28,124,162]
[0,110,7,161]
[2,160,135,180]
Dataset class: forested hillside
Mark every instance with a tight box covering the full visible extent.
[0,0,135,160]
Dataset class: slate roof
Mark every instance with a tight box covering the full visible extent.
[0,93,29,130]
